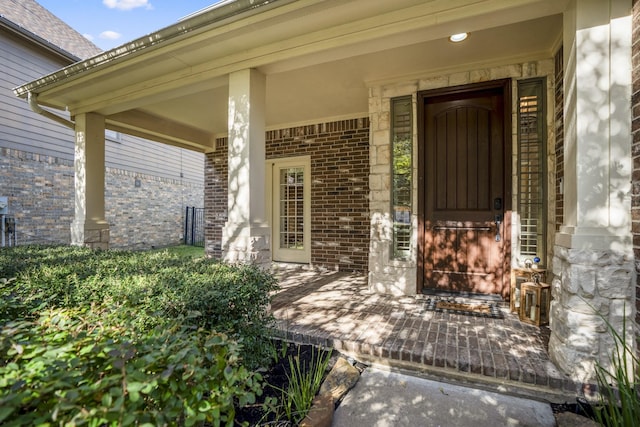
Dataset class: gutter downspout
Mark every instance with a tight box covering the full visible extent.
[27,92,75,129]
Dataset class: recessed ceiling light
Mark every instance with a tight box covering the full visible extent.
[449,33,468,43]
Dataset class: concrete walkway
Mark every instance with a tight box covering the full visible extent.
[270,269,580,401]
[333,368,556,427]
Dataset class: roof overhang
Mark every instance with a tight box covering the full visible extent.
[14,0,569,152]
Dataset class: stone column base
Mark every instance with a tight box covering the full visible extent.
[71,221,110,250]
[549,245,635,384]
[222,222,271,268]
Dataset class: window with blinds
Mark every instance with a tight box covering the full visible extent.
[391,96,412,259]
[517,79,547,265]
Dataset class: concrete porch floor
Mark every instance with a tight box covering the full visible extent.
[270,269,580,401]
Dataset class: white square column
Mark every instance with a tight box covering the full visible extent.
[550,0,635,385]
[70,112,110,249]
[222,69,271,266]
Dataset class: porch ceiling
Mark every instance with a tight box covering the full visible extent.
[15,0,566,152]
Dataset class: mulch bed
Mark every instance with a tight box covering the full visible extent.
[551,398,601,424]
[235,342,333,426]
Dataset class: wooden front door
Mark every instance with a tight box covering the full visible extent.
[419,81,511,297]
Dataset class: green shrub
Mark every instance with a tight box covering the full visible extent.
[0,246,280,425]
[0,245,279,368]
[170,262,278,368]
[593,311,640,426]
[0,306,262,427]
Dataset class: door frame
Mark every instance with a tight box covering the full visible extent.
[266,155,312,264]
[416,79,512,294]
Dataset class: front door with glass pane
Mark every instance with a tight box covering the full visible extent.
[270,157,311,263]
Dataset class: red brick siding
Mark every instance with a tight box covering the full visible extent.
[204,138,228,258]
[632,0,640,332]
[554,47,564,233]
[204,118,370,272]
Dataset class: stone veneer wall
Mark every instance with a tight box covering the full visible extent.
[549,247,634,385]
[368,59,556,296]
[1,147,204,249]
[204,118,370,272]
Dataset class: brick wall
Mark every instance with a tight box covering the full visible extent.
[632,0,640,333]
[1,148,74,244]
[554,47,564,233]
[105,168,204,249]
[1,147,204,249]
[205,118,370,272]
[204,138,228,257]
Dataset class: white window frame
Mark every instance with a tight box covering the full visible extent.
[266,156,311,264]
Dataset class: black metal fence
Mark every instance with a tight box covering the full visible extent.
[184,207,204,247]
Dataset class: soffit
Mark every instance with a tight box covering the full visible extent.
[141,13,563,136]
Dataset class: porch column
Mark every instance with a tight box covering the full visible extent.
[550,0,635,385]
[222,68,271,266]
[70,112,109,249]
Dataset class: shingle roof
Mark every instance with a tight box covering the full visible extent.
[0,0,102,60]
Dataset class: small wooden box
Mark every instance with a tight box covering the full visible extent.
[519,281,551,326]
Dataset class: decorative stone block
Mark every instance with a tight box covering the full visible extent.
[522,62,537,77]
[551,276,562,299]
[369,174,384,191]
[319,357,360,401]
[565,264,595,295]
[248,235,269,251]
[370,113,380,132]
[551,305,604,350]
[84,229,102,243]
[608,299,634,327]
[368,95,381,112]
[377,112,390,131]
[299,394,334,427]
[376,144,390,164]
[470,69,490,82]
[371,129,389,146]
[418,76,448,90]
[490,64,522,79]
[596,267,632,298]
[536,59,555,77]
[370,190,388,203]
[549,333,597,383]
[382,82,418,99]
[561,293,609,316]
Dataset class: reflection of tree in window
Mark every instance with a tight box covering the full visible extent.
[391,97,412,259]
